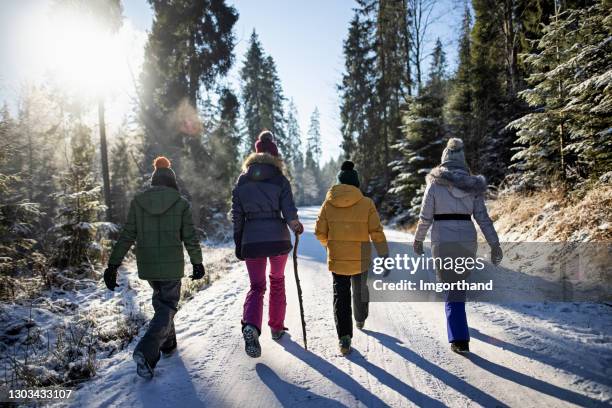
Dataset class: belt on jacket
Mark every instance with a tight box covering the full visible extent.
[245,211,282,221]
[433,213,472,221]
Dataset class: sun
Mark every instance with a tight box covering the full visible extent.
[18,5,127,98]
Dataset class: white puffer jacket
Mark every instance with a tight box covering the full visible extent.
[414,166,499,246]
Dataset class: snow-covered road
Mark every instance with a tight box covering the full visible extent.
[71,207,612,407]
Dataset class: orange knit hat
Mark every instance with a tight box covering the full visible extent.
[153,156,171,169]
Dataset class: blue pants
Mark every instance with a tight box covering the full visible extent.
[445,290,469,342]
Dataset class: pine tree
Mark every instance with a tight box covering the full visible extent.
[303,108,323,204]
[286,99,305,204]
[51,124,105,272]
[240,31,287,155]
[0,106,46,287]
[391,38,447,221]
[339,2,377,170]
[444,5,479,168]
[109,130,138,223]
[469,0,514,179]
[139,0,238,167]
[509,2,611,186]
[563,2,612,179]
[376,0,412,195]
[286,99,304,171]
[12,87,61,231]
[210,87,241,197]
[306,108,322,166]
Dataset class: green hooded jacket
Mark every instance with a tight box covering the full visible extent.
[109,186,203,280]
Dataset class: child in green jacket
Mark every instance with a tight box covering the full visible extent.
[104,156,204,379]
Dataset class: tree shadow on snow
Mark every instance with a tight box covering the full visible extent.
[256,363,345,407]
[470,327,612,388]
[279,334,388,407]
[466,353,608,407]
[364,330,508,407]
[346,349,446,407]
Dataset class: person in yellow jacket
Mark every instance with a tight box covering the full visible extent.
[315,161,388,355]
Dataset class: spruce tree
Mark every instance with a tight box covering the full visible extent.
[376,0,412,196]
[303,108,322,204]
[391,38,447,221]
[109,130,138,223]
[263,56,288,156]
[240,32,288,154]
[210,88,241,197]
[339,2,377,169]
[444,6,475,167]
[286,99,305,204]
[509,2,611,186]
[139,0,238,166]
[52,124,105,272]
[0,106,46,284]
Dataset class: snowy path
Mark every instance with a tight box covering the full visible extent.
[71,207,611,407]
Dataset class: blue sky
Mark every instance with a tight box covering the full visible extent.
[1,0,464,163]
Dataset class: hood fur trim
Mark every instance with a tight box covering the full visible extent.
[242,152,285,172]
[446,138,464,151]
[426,166,487,195]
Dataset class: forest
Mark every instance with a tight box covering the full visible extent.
[339,0,611,221]
[0,0,610,394]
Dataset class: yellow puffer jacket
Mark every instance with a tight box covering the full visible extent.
[315,184,388,275]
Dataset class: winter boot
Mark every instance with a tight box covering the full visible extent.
[356,320,365,330]
[339,335,352,356]
[160,343,177,357]
[133,350,154,380]
[271,328,286,341]
[160,336,177,357]
[243,324,261,358]
[450,341,470,354]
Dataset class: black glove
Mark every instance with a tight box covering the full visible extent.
[413,240,424,256]
[234,232,244,261]
[235,243,244,261]
[103,264,120,291]
[491,244,503,266]
[190,263,205,280]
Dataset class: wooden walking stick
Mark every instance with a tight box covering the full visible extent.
[292,233,307,350]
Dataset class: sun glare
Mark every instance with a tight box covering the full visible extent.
[18,6,128,98]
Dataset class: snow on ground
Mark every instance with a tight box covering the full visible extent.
[0,259,153,387]
[69,207,611,407]
[0,244,233,388]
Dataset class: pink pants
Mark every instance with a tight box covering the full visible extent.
[242,254,289,333]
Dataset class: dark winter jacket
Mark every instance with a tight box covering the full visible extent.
[108,186,203,280]
[231,153,298,259]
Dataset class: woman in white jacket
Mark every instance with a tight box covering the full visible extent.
[413,138,503,354]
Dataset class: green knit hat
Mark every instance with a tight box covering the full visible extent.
[337,160,360,188]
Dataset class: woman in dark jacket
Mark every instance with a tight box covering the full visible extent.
[413,138,503,354]
[231,130,303,358]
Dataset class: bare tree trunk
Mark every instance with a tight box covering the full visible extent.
[502,0,519,97]
[553,0,566,181]
[98,98,112,221]
[408,0,437,93]
[188,23,198,106]
[402,0,413,96]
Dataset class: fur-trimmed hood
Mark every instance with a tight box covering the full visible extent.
[241,152,286,181]
[242,152,284,172]
[426,166,487,195]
